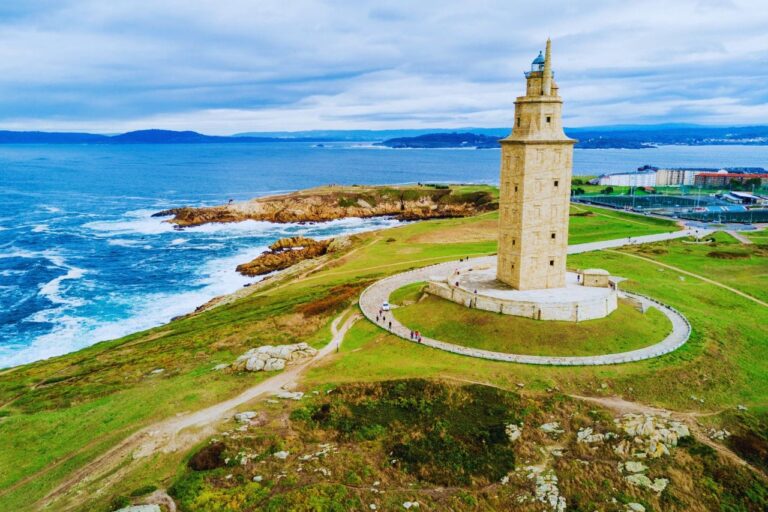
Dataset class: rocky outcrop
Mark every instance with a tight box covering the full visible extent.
[155,186,496,227]
[114,505,161,512]
[613,413,690,459]
[236,237,332,277]
[229,343,318,372]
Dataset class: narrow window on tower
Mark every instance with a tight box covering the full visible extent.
[554,180,559,187]
[549,260,555,266]
[516,117,521,127]
[551,233,556,239]
[546,116,552,123]
[512,239,516,245]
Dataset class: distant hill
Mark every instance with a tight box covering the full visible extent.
[0,129,317,145]
[234,128,509,141]
[2,125,768,147]
[374,132,501,149]
[569,125,768,148]
[374,125,768,149]
[0,131,110,144]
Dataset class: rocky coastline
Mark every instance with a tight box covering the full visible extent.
[154,185,497,227]
[235,236,333,277]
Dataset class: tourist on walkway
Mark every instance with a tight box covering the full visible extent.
[388,321,392,330]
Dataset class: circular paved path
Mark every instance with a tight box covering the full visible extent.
[359,231,697,366]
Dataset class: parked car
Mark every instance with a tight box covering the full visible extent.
[381,301,391,311]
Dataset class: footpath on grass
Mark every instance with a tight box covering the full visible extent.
[39,311,361,511]
[359,229,705,366]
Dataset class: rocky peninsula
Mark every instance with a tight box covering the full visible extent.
[154,185,497,227]
[236,236,333,277]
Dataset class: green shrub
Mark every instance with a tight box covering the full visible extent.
[129,484,157,497]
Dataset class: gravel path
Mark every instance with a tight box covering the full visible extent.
[359,229,703,366]
[39,311,361,511]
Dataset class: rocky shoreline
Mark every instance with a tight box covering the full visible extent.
[154,185,497,227]
[235,236,334,277]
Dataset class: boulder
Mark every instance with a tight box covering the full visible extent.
[539,422,564,435]
[626,473,668,493]
[245,357,265,372]
[234,411,257,423]
[624,461,648,473]
[275,391,304,400]
[506,423,523,442]
[232,344,317,372]
[264,358,286,371]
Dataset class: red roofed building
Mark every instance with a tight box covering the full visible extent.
[693,172,768,188]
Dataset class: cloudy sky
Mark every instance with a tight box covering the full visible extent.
[0,0,766,134]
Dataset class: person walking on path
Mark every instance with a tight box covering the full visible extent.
[388,320,392,330]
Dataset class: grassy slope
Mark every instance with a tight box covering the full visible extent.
[2,199,744,511]
[392,295,671,356]
[618,231,768,303]
[307,233,768,408]
[744,227,768,243]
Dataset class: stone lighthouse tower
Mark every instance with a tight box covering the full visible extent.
[497,39,576,290]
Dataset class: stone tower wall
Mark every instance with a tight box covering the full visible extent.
[497,42,575,290]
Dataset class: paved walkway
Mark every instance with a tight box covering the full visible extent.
[359,230,701,366]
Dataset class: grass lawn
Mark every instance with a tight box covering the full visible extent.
[568,204,678,244]
[391,293,671,356]
[744,227,768,243]
[619,231,768,303]
[308,236,768,410]
[0,196,708,511]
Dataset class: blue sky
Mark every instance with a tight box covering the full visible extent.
[0,0,766,133]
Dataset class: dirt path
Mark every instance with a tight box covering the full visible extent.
[570,394,766,480]
[726,230,754,245]
[606,249,768,308]
[38,311,361,511]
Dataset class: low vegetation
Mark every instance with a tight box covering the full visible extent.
[2,192,767,512]
[167,380,767,511]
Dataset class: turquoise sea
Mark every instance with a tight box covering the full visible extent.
[2,141,768,368]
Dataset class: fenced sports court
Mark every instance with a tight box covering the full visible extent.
[574,194,768,223]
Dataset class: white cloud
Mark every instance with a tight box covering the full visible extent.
[0,0,767,132]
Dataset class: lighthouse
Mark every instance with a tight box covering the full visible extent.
[496,39,576,290]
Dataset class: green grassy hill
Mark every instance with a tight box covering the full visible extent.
[1,190,766,511]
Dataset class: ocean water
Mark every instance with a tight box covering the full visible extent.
[2,141,768,368]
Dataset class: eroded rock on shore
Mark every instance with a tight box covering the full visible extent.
[236,236,332,277]
[154,185,497,227]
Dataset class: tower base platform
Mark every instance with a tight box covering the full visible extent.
[427,267,618,322]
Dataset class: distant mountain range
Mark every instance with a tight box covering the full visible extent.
[0,129,317,144]
[233,128,509,141]
[1,125,768,148]
[374,125,768,149]
[373,132,501,149]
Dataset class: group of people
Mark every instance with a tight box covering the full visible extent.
[375,310,392,330]
[374,308,424,343]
